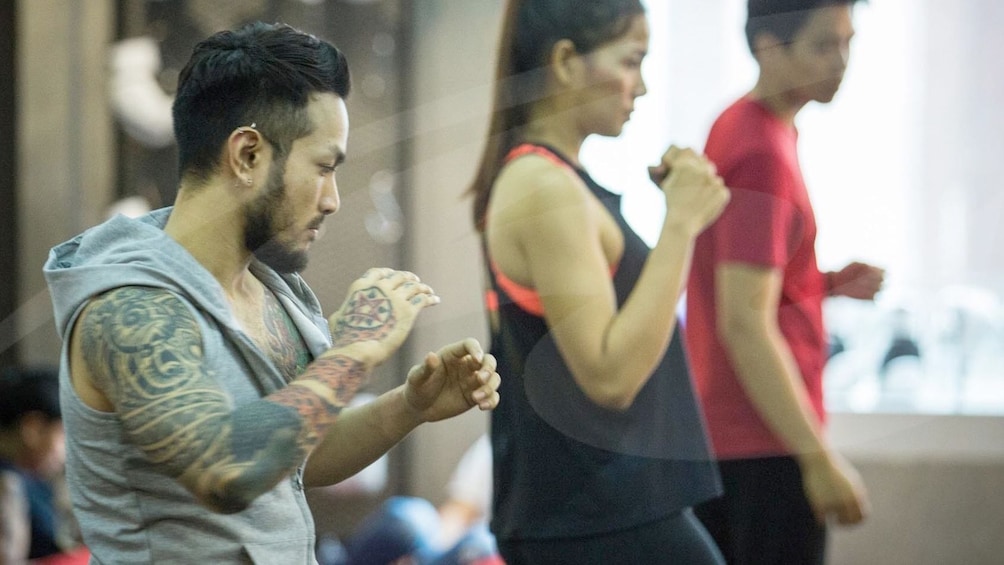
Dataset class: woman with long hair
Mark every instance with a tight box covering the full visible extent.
[468,1,731,563]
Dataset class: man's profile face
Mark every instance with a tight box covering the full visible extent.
[779,4,856,104]
[244,93,349,273]
[244,158,301,272]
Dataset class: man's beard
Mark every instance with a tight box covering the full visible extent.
[243,162,309,274]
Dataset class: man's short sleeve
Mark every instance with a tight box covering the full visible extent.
[714,151,798,268]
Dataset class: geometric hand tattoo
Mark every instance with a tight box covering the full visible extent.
[330,286,397,348]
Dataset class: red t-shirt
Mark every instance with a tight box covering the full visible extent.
[686,96,827,459]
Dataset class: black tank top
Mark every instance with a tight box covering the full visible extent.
[486,143,721,541]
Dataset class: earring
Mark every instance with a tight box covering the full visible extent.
[246,177,253,186]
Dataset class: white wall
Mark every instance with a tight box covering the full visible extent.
[14,0,116,366]
[828,413,1004,565]
[403,0,503,502]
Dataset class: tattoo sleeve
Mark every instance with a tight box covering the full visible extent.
[79,287,369,513]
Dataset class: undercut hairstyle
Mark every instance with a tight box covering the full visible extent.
[468,0,646,231]
[172,22,351,184]
[746,0,865,53]
[0,365,61,428]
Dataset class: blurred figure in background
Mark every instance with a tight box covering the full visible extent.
[319,434,500,565]
[0,366,88,565]
[685,1,884,563]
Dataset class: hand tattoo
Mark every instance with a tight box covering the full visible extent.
[331,286,397,348]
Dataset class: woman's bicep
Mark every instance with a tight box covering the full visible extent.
[488,161,619,388]
[530,213,616,329]
[516,180,619,377]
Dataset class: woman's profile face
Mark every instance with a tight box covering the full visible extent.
[572,14,650,138]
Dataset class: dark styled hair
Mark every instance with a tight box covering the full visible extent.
[172,22,351,183]
[467,0,645,231]
[0,365,61,428]
[746,0,865,53]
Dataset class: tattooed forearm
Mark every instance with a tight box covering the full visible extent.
[330,286,398,348]
[266,355,367,450]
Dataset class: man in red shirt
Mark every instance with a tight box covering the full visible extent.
[685,1,884,563]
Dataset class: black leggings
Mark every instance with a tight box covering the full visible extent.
[497,508,724,565]
[694,456,827,565]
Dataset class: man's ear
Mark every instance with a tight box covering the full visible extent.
[752,32,785,61]
[549,39,581,86]
[226,126,263,186]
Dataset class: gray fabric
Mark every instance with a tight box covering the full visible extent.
[43,208,332,564]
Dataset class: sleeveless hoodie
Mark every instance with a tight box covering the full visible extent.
[43,208,331,564]
[486,144,721,541]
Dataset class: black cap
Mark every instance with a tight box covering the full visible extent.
[0,365,61,428]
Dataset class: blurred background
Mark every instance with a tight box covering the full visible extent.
[1,1,1001,563]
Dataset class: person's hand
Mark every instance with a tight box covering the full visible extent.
[404,338,500,422]
[327,268,440,368]
[647,163,670,186]
[653,146,731,236]
[827,262,884,300]
[798,451,870,525]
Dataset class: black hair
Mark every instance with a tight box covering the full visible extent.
[468,0,646,231]
[172,21,351,184]
[746,0,865,53]
[0,365,61,428]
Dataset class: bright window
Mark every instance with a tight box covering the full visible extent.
[582,0,1004,415]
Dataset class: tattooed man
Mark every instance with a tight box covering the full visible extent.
[43,22,500,564]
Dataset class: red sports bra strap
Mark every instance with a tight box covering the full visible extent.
[504,144,573,171]
[489,259,545,317]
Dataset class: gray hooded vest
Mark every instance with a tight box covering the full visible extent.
[43,208,333,564]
